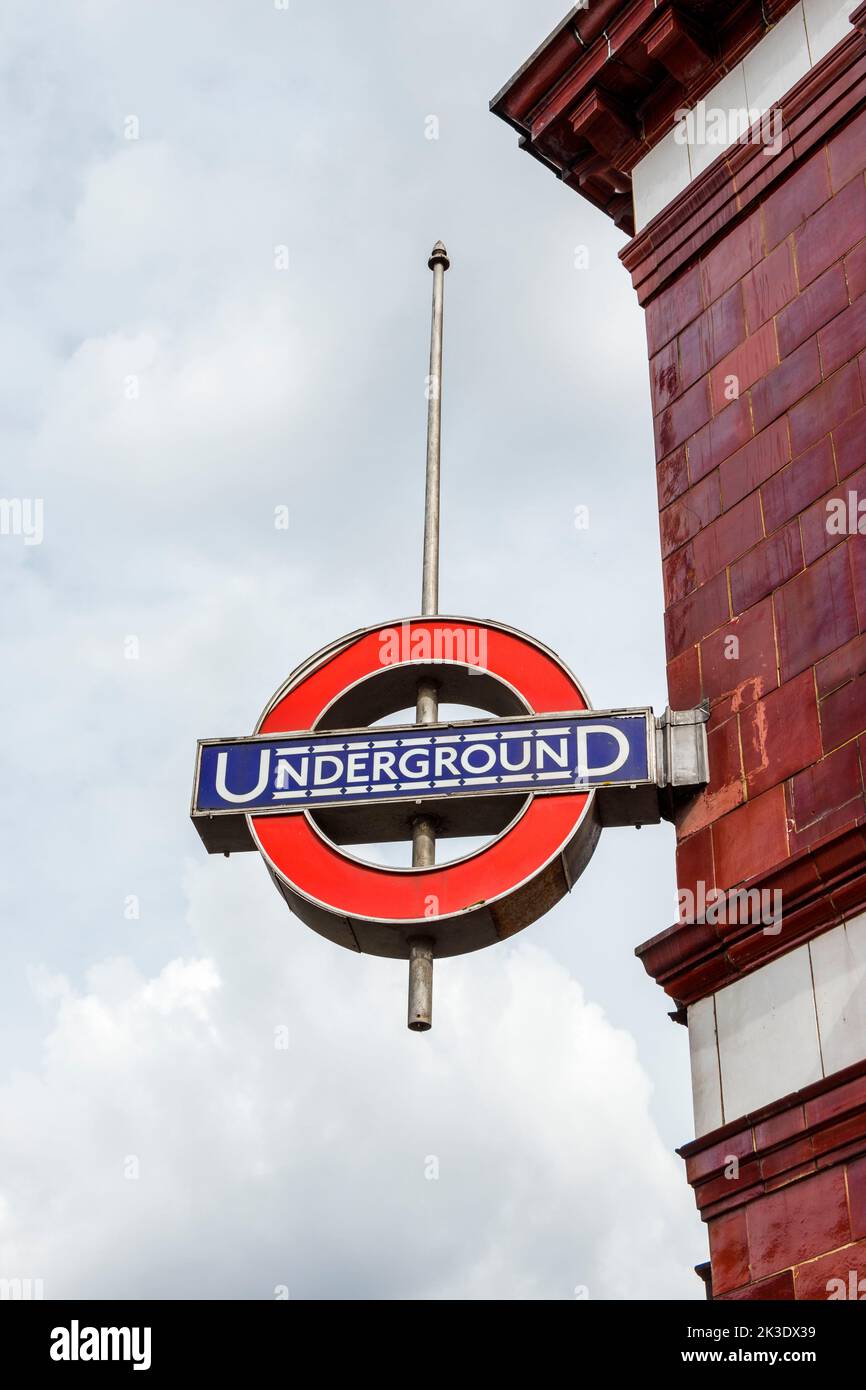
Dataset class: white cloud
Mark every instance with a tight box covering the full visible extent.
[0,861,700,1299]
[0,0,705,1298]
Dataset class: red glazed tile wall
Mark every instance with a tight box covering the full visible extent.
[647,97,866,1300]
[713,1175,866,1299]
[681,1062,866,1299]
[492,0,866,1309]
[649,114,866,906]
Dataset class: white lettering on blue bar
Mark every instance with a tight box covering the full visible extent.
[195,712,652,816]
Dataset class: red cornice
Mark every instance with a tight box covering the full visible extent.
[621,22,866,304]
[491,0,802,236]
[678,1057,866,1224]
[643,8,715,89]
[636,818,866,1005]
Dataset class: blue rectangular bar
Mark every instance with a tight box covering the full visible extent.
[194,711,653,816]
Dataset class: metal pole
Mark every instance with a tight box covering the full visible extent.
[407,938,434,1032]
[421,241,449,618]
[408,242,448,1031]
[412,678,438,868]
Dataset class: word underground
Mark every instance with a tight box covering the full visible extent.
[50,1321,151,1372]
[195,712,651,815]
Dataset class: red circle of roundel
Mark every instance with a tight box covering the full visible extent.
[248,619,594,951]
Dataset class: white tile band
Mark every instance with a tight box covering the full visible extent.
[687,911,866,1135]
[632,2,854,232]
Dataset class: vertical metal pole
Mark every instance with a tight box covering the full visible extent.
[421,240,448,617]
[407,938,434,1031]
[412,679,438,868]
[408,242,449,1031]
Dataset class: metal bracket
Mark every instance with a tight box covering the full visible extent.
[655,700,710,821]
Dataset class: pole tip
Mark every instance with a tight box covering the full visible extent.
[428,240,450,271]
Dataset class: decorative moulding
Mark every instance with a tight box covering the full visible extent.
[491,0,804,235]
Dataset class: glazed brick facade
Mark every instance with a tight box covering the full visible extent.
[639,40,866,1301]
[650,122,866,900]
[682,1062,866,1299]
[493,0,866,1300]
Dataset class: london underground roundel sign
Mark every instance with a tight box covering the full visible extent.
[191,615,708,966]
[252,616,595,960]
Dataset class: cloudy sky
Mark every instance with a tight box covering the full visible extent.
[0,0,705,1299]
